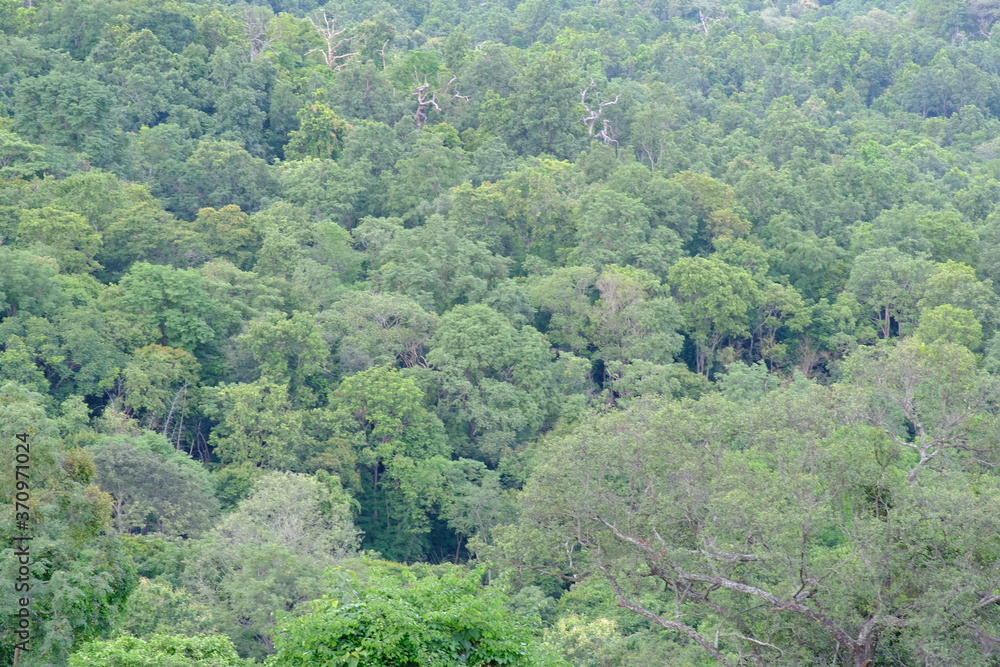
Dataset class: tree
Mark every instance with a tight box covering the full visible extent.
[274,158,372,229]
[588,266,684,367]
[431,305,557,436]
[183,205,260,270]
[68,634,249,667]
[760,96,830,168]
[667,256,760,375]
[324,60,401,126]
[0,306,127,401]
[323,290,438,373]
[370,216,510,313]
[386,131,471,217]
[184,471,359,660]
[13,71,122,166]
[266,564,560,667]
[845,248,931,339]
[114,577,218,639]
[969,0,1000,39]
[98,201,183,277]
[305,10,356,70]
[0,383,136,666]
[0,128,47,179]
[205,379,310,469]
[283,98,351,160]
[914,304,983,348]
[573,189,682,278]
[122,344,200,436]
[480,51,584,159]
[494,390,1000,667]
[236,310,332,404]
[241,5,279,63]
[16,207,101,273]
[0,248,67,319]
[841,337,999,483]
[917,260,998,334]
[90,431,218,537]
[527,266,597,354]
[116,263,240,358]
[323,364,449,559]
[178,140,278,218]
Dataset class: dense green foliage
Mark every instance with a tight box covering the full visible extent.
[2,0,1000,663]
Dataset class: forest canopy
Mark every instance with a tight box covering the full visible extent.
[3,0,1000,664]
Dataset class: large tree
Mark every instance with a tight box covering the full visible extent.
[493,385,1000,666]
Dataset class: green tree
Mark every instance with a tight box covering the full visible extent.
[917,260,998,334]
[573,189,683,278]
[0,248,67,319]
[527,265,596,354]
[0,383,136,666]
[914,304,983,348]
[115,577,217,639]
[122,344,200,435]
[179,140,277,218]
[237,310,332,404]
[323,365,449,559]
[386,130,471,218]
[68,634,249,667]
[284,98,351,160]
[116,262,240,357]
[667,256,760,375]
[274,157,372,230]
[480,51,584,159]
[16,207,102,273]
[13,71,122,167]
[183,205,260,270]
[266,565,562,667]
[323,290,438,373]
[0,128,47,179]
[370,216,511,313]
[90,431,218,537]
[205,379,311,469]
[184,471,359,660]
[427,304,558,440]
[842,337,998,483]
[845,248,931,339]
[588,266,684,367]
[495,390,1000,667]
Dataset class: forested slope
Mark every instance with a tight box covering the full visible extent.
[2,0,1000,663]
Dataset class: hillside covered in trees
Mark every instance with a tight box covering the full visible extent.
[3,0,1000,663]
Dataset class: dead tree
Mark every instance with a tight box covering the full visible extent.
[413,72,469,129]
[306,10,358,70]
[969,0,1000,41]
[243,6,280,62]
[377,39,390,70]
[580,80,620,147]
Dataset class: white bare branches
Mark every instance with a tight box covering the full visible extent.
[243,6,280,63]
[306,10,358,71]
[413,72,468,129]
[580,80,620,147]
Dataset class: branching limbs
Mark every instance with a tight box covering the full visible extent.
[243,6,280,63]
[306,10,357,70]
[591,512,884,667]
[580,80,620,147]
[413,73,468,129]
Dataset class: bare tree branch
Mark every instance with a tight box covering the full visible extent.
[306,10,358,70]
[412,72,468,129]
[243,6,280,63]
[596,561,736,667]
[580,80,620,147]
